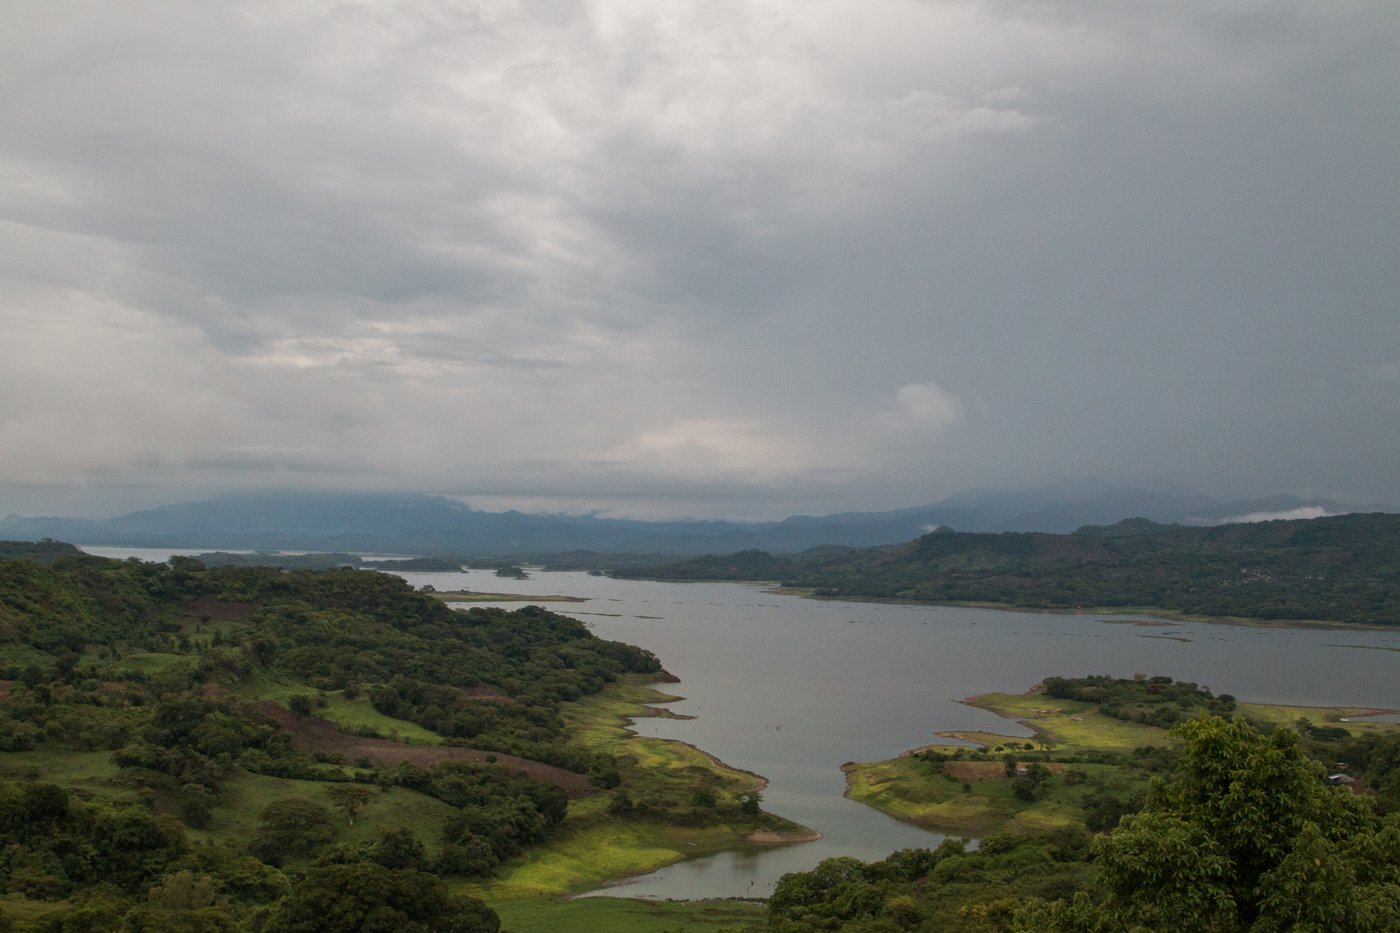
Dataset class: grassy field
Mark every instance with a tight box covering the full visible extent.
[843,756,1145,835]
[491,895,762,933]
[561,678,768,808]
[0,749,125,797]
[957,690,1169,751]
[110,651,200,677]
[245,674,443,744]
[845,685,1400,837]
[1238,702,1400,736]
[469,675,813,908]
[188,772,459,857]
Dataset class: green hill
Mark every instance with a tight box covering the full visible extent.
[621,512,1400,624]
[0,547,784,930]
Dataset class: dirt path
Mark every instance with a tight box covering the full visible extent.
[256,701,595,798]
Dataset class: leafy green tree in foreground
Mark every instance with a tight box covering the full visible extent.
[1018,717,1400,931]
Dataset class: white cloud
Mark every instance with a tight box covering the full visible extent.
[605,418,812,480]
[879,381,964,432]
[1198,507,1336,525]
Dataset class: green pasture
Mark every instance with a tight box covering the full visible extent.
[1239,702,1400,737]
[0,749,124,797]
[490,895,762,933]
[189,770,457,858]
[109,651,199,677]
[846,684,1400,837]
[844,756,1147,836]
[244,674,442,744]
[466,677,811,900]
[958,691,1173,752]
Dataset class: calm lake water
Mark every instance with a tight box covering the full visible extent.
[80,550,1400,899]
[394,568,1400,899]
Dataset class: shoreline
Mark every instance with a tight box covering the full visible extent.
[434,590,589,603]
[607,680,824,840]
[843,684,1400,838]
[480,674,821,899]
[755,585,1397,632]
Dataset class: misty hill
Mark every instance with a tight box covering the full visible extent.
[620,513,1400,625]
[0,484,1387,556]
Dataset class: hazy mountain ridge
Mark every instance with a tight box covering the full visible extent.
[0,485,1389,556]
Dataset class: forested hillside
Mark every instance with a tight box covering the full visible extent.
[621,513,1400,624]
[0,547,679,930]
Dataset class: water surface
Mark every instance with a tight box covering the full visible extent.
[78,550,1400,898]
[394,569,1400,898]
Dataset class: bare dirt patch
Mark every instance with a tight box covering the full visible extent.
[459,686,516,703]
[181,599,254,622]
[256,701,594,798]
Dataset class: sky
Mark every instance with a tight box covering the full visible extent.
[2,0,1398,521]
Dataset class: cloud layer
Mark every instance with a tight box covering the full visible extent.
[2,1,1397,518]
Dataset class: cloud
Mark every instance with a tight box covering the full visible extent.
[881,382,964,432]
[1,1,1397,519]
[605,418,812,481]
[1196,507,1337,526]
[1360,363,1400,382]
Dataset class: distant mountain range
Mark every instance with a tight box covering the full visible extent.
[0,484,1391,556]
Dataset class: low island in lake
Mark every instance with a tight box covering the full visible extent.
[844,674,1400,837]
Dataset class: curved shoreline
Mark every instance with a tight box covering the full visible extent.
[757,586,1397,632]
[620,680,822,846]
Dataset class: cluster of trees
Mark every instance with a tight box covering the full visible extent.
[1041,674,1236,728]
[622,513,1400,624]
[767,717,1400,931]
[0,546,678,929]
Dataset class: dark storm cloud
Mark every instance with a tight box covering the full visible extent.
[1,0,1396,519]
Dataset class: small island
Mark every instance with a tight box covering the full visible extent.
[844,675,1400,836]
[430,590,588,604]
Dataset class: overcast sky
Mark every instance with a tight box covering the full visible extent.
[2,0,1397,520]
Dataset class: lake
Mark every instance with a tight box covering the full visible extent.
[78,549,1400,899]
[391,568,1400,899]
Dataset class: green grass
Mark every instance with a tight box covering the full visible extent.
[110,651,198,677]
[467,820,752,899]
[489,895,762,933]
[243,674,442,744]
[562,678,765,806]
[846,685,1400,837]
[843,756,1146,835]
[1238,702,1400,737]
[461,676,813,899]
[189,770,459,857]
[0,643,57,669]
[0,749,124,797]
[958,691,1173,752]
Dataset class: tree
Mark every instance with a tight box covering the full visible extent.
[263,862,499,933]
[325,785,376,826]
[250,799,337,865]
[1017,716,1400,931]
